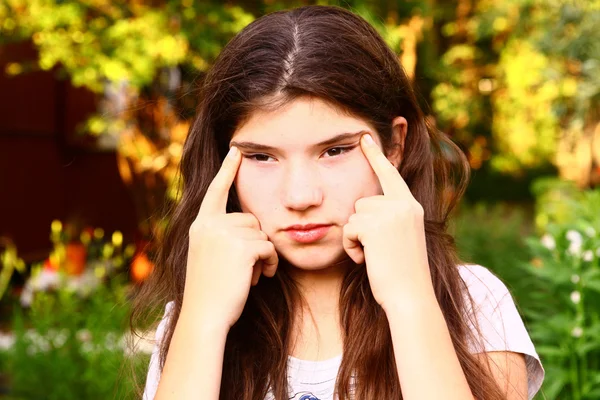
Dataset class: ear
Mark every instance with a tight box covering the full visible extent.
[387,116,407,169]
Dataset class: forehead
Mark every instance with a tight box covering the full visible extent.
[230,97,375,146]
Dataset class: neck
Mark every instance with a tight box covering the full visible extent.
[285,258,351,360]
[287,259,349,315]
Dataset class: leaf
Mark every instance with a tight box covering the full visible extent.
[535,345,568,359]
[576,341,600,357]
[584,281,600,294]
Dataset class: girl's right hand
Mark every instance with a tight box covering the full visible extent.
[182,146,279,330]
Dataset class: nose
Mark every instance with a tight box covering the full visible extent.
[280,161,323,211]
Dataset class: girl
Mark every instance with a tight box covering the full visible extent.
[133,5,544,400]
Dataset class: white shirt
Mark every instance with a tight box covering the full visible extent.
[142,264,545,400]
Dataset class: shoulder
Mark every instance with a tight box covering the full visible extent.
[153,301,176,343]
[458,263,509,301]
[457,264,545,399]
[457,263,530,351]
[142,301,176,400]
[164,300,176,319]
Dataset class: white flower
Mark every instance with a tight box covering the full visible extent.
[37,338,51,352]
[541,234,556,250]
[76,329,92,343]
[20,269,63,307]
[583,250,594,262]
[585,227,596,237]
[572,326,583,338]
[105,332,120,352]
[19,285,33,307]
[66,270,101,298]
[567,230,583,245]
[568,241,583,257]
[570,291,581,304]
[24,329,38,341]
[30,269,60,291]
[26,344,38,356]
[81,341,94,354]
[0,332,15,350]
[566,230,584,257]
[26,332,51,353]
[49,329,69,348]
[571,274,581,284]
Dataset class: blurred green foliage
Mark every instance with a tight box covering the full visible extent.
[452,201,534,296]
[0,0,410,92]
[0,0,254,90]
[532,177,600,232]
[432,0,600,179]
[453,188,600,400]
[4,279,148,400]
[523,190,600,399]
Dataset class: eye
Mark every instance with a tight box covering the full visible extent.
[244,153,276,162]
[323,145,356,158]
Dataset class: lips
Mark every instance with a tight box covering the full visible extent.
[283,224,332,244]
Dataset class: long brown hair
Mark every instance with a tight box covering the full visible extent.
[131,5,506,399]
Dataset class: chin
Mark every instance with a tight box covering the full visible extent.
[277,245,350,271]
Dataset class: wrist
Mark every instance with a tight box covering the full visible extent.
[381,285,439,318]
[179,302,232,336]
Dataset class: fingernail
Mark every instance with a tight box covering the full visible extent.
[363,134,374,144]
[228,146,239,158]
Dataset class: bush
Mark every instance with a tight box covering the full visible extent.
[522,189,600,400]
[451,201,535,301]
[3,278,149,400]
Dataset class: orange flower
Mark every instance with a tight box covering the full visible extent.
[531,258,544,269]
[65,242,87,275]
[131,252,154,283]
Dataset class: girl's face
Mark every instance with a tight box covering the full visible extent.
[230,97,397,270]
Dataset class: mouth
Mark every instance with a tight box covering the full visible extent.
[283,224,332,244]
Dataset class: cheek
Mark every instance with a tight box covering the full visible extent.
[324,157,382,211]
[234,161,279,215]
[355,158,383,196]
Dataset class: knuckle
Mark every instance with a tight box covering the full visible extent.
[342,223,351,235]
[247,214,261,228]
[354,198,366,212]
[189,216,223,239]
[188,220,204,236]
[261,240,273,252]
[347,213,358,224]
[237,212,257,226]
[412,202,425,217]
[201,217,217,231]
[188,221,198,235]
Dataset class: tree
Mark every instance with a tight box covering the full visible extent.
[432,0,600,188]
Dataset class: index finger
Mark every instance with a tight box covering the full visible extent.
[359,133,408,198]
[198,146,242,215]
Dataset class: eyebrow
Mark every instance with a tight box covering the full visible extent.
[230,131,369,152]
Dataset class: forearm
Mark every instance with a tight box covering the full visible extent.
[155,310,229,400]
[385,293,474,400]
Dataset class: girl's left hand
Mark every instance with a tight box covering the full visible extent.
[342,133,435,311]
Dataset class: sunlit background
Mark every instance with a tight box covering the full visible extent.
[0,1,599,399]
